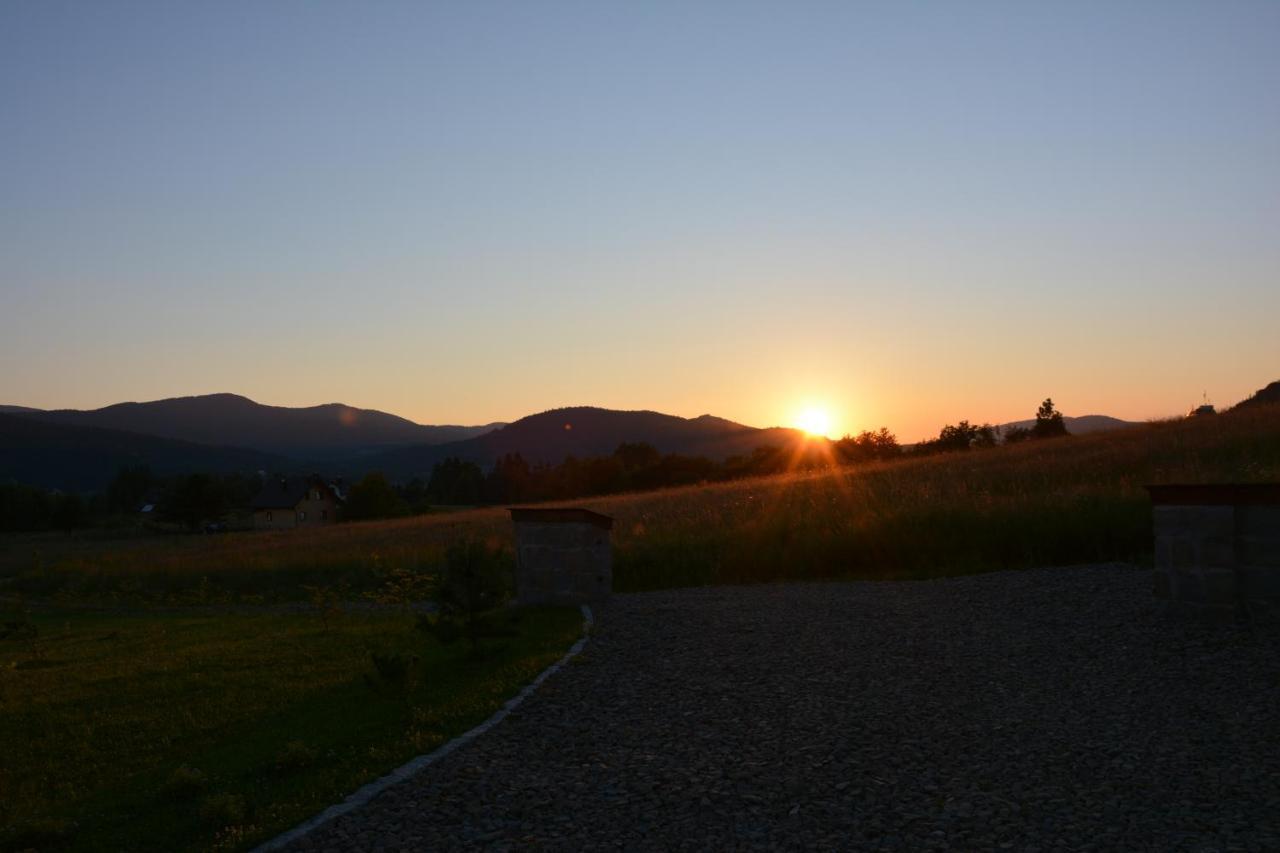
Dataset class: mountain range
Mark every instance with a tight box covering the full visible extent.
[360,407,804,480]
[3,394,502,463]
[0,394,803,490]
[0,412,289,492]
[994,414,1139,436]
[6,389,1254,492]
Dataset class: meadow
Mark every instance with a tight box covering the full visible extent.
[1,605,583,852]
[3,404,1278,850]
[2,403,1278,603]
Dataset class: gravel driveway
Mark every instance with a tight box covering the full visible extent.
[287,565,1280,851]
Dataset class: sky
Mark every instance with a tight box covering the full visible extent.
[3,1,1278,441]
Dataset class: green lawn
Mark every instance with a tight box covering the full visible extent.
[0,604,583,852]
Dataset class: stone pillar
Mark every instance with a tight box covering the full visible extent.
[1148,484,1280,617]
[510,508,614,607]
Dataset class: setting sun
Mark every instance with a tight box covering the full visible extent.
[795,406,833,438]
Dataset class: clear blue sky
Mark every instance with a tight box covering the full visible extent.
[3,1,1278,439]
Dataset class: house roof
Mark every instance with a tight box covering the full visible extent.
[1146,483,1280,506]
[250,476,340,510]
[508,507,614,529]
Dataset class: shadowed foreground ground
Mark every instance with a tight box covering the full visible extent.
[286,565,1280,852]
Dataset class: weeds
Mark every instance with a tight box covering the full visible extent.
[367,564,434,610]
[419,540,512,656]
[364,650,417,699]
[1,598,43,663]
[273,741,317,773]
[159,765,208,801]
[2,817,77,852]
[302,583,347,631]
[198,792,247,828]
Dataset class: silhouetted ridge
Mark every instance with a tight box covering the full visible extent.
[5,393,501,461]
[361,406,802,479]
[0,413,288,492]
[996,414,1138,437]
[1234,380,1280,409]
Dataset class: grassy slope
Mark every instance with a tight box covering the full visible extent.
[2,403,1278,601]
[1,606,582,852]
[1,406,1275,849]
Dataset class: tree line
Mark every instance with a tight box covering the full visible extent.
[345,440,839,517]
[0,467,260,534]
[911,397,1068,453]
[352,397,1064,515]
[0,398,1071,531]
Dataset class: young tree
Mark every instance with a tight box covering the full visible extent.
[158,474,227,531]
[972,423,999,449]
[869,427,902,459]
[51,492,89,534]
[484,453,532,503]
[0,483,53,532]
[427,458,485,505]
[422,540,512,655]
[344,472,409,521]
[936,421,977,452]
[614,442,660,472]
[835,428,901,463]
[401,477,429,513]
[1032,398,1069,439]
[924,421,999,452]
[1002,424,1033,444]
[106,465,154,513]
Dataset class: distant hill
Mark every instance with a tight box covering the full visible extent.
[0,405,42,414]
[1233,380,1280,409]
[3,394,501,462]
[0,413,291,492]
[361,406,804,480]
[995,414,1138,438]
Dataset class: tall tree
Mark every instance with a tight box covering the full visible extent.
[427,458,485,505]
[485,453,532,503]
[1032,398,1069,439]
[158,474,227,531]
[106,465,154,513]
[344,472,409,521]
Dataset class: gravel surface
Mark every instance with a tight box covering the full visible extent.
[285,564,1280,851]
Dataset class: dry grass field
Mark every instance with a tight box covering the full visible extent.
[2,405,1276,850]
[3,403,1277,603]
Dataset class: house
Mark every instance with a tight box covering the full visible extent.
[250,476,342,530]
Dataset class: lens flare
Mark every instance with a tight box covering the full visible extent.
[795,407,832,438]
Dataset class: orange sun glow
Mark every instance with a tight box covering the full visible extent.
[795,407,833,438]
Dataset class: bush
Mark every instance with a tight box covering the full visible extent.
[342,473,410,521]
[421,540,511,654]
[2,818,77,851]
[159,765,208,800]
[198,793,246,828]
[364,650,416,698]
[273,740,317,773]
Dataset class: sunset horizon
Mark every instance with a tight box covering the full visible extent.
[4,4,1279,850]
[5,3,1277,446]
[4,380,1268,444]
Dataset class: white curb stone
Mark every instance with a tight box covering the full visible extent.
[253,604,595,852]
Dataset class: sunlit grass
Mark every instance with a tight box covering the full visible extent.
[2,404,1278,602]
[2,405,1276,849]
[0,606,582,852]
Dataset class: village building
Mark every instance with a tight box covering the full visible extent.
[250,476,343,530]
